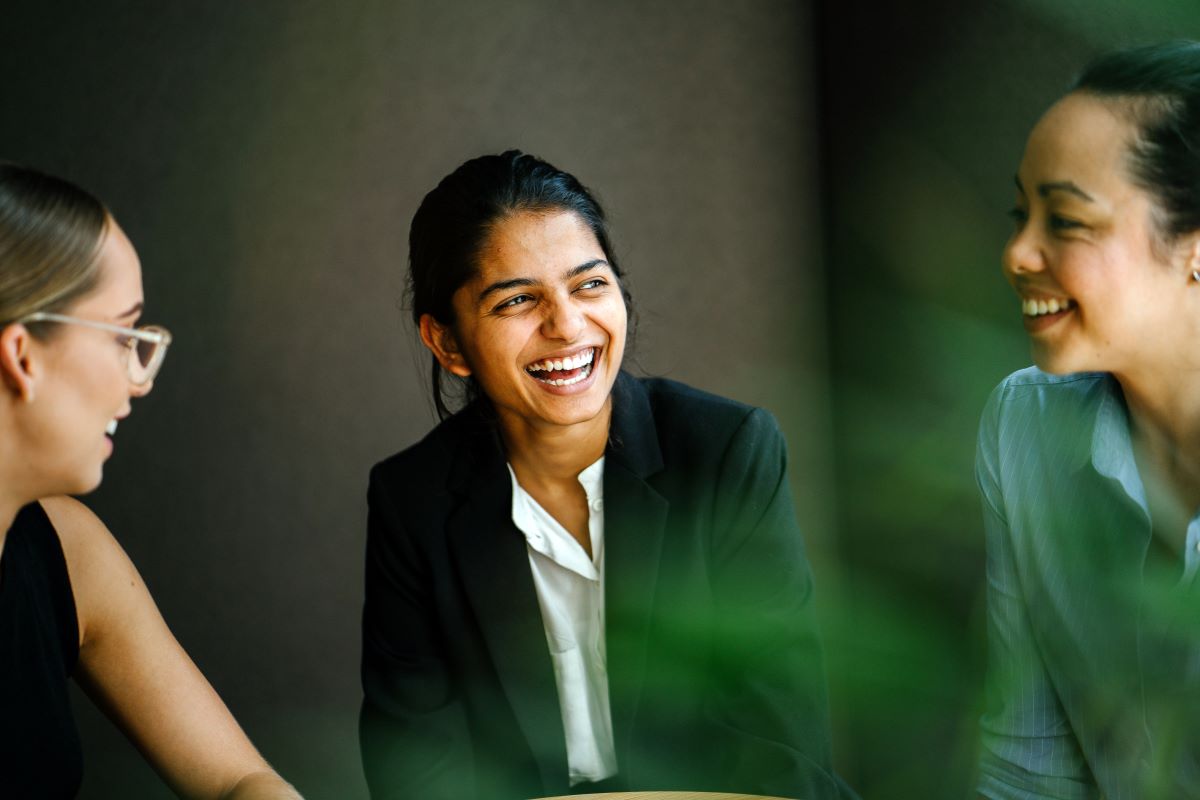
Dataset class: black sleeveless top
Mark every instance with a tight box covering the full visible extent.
[0,502,83,798]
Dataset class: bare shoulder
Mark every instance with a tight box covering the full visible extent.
[39,496,133,573]
[40,495,108,541]
[38,496,146,645]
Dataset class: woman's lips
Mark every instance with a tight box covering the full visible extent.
[102,418,119,457]
[524,346,598,386]
[1021,296,1073,316]
[1021,296,1075,334]
[1022,306,1073,333]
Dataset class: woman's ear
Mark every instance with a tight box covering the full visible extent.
[0,324,37,402]
[1188,234,1200,282]
[418,314,472,377]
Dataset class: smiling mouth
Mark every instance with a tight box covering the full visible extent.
[1022,296,1075,317]
[525,347,597,387]
[105,419,118,436]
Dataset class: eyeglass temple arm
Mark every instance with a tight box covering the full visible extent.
[19,312,170,344]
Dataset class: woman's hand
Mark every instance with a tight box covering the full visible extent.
[42,496,301,800]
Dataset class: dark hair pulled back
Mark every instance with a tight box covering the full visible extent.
[1073,40,1200,243]
[407,150,630,419]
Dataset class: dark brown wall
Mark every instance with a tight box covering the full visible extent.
[0,3,823,797]
[10,2,1199,798]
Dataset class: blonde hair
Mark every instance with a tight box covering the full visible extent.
[0,163,108,332]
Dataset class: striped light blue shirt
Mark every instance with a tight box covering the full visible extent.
[976,367,1200,799]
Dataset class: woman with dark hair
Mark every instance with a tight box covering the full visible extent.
[0,164,300,799]
[978,41,1200,798]
[360,151,844,799]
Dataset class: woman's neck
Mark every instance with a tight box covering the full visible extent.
[1117,367,1200,508]
[0,493,24,561]
[0,438,36,558]
[498,399,612,489]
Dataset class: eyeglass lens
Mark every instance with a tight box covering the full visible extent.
[127,326,168,384]
[136,338,157,369]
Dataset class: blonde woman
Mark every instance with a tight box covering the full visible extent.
[0,164,299,799]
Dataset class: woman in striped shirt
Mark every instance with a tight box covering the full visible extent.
[978,41,1200,799]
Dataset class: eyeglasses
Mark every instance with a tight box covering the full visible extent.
[19,311,173,387]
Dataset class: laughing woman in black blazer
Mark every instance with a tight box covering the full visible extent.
[360,151,844,800]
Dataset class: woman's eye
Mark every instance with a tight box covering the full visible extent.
[576,278,608,292]
[495,294,533,312]
[1007,207,1028,227]
[115,334,136,348]
[1048,214,1083,232]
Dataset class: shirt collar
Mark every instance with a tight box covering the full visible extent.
[1089,376,1148,514]
[577,456,605,500]
[508,456,606,581]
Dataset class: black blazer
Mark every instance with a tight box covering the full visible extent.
[360,373,843,799]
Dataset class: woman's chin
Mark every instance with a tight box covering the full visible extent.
[1032,358,1074,375]
[68,466,105,497]
[531,395,612,429]
[1031,344,1094,376]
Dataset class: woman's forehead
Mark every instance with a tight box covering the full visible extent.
[476,211,603,274]
[1021,93,1135,186]
[73,220,143,314]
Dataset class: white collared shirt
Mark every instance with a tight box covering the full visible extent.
[507,457,617,786]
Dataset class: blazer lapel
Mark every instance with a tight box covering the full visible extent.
[604,374,669,759]
[445,416,568,793]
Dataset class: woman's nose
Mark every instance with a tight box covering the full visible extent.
[129,379,153,398]
[541,298,585,341]
[1003,225,1044,278]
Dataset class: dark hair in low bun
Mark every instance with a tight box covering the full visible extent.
[1073,41,1200,244]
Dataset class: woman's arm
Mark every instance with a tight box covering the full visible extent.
[41,497,300,800]
[707,407,846,800]
[974,386,1097,800]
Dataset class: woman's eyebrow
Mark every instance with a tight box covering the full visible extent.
[1039,181,1094,202]
[477,277,536,304]
[476,259,610,304]
[563,259,609,280]
[114,301,144,321]
[1012,176,1095,202]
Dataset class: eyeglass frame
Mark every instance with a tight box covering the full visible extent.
[17,311,173,387]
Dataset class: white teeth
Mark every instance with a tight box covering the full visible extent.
[106,419,118,436]
[526,348,596,374]
[533,361,593,386]
[1022,297,1072,317]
